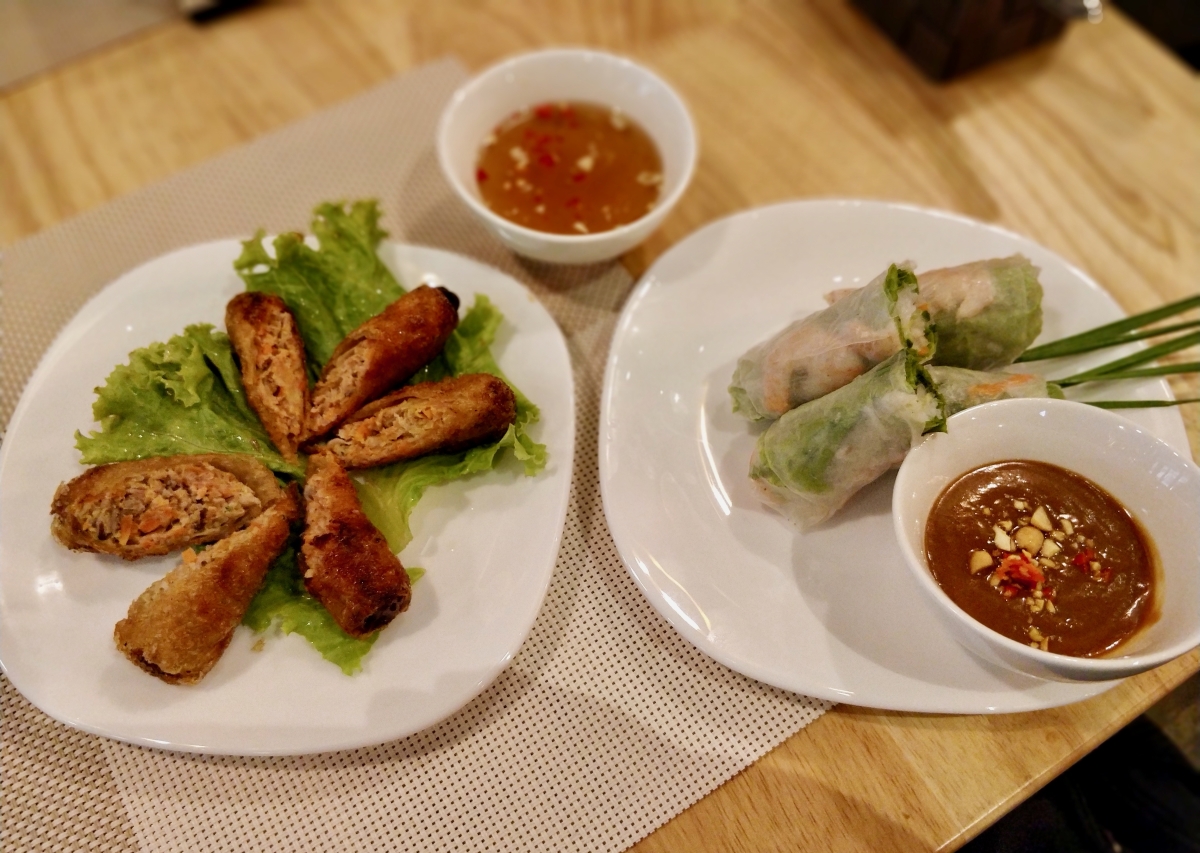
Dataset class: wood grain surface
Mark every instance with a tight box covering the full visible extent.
[2,2,1197,851]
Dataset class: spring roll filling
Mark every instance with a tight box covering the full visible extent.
[57,465,260,551]
[248,308,308,451]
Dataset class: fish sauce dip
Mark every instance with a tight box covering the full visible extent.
[475,101,663,236]
[924,460,1156,658]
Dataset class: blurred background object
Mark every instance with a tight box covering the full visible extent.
[1113,0,1200,69]
[177,0,258,24]
[853,0,1200,79]
[849,0,1091,80]
[0,0,177,90]
[0,0,257,91]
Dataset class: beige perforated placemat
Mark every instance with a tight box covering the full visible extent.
[0,58,829,853]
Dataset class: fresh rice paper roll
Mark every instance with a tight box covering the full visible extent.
[750,349,943,529]
[930,365,1062,416]
[919,255,1043,369]
[825,256,1044,371]
[750,360,1063,530]
[730,265,933,422]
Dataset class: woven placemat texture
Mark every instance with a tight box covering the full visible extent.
[0,58,829,853]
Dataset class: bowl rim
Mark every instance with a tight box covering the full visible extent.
[435,47,698,247]
[892,397,1200,676]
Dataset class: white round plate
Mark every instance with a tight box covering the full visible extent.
[599,199,1190,714]
[0,241,575,754]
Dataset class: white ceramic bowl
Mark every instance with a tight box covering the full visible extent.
[437,48,697,264]
[893,398,1200,682]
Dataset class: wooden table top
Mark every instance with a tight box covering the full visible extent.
[2,2,1197,850]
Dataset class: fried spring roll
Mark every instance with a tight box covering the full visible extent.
[114,485,300,684]
[50,454,284,560]
[226,292,310,461]
[303,285,460,443]
[321,373,517,469]
[300,450,411,637]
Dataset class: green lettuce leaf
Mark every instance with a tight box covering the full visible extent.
[75,324,304,477]
[354,294,547,552]
[234,200,404,372]
[78,200,546,675]
[235,200,546,670]
[242,544,427,676]
[241,545,377,675]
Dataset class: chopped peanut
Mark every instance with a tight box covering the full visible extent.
[1013,526,1044,554]
[969,551,994,574]
[1030,506,1053,531]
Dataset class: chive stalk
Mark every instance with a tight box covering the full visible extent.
[1018,319,1200,362]
[1051,331,1200,387]
[1086,399,1200,410]
[1055,362,1200,387]
[1017,294,1200,363]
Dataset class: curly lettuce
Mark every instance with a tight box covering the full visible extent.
[78,200,547,674]
[235,201,546,667]
[75,324,304,477]
[234,200,405,373]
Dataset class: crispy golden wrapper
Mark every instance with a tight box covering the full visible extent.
[114,484,301,685]
[303,285,459,443]
[321,373,517,469]
[300,450,411,638]
[226,292,310,461]
[50,454,284,560]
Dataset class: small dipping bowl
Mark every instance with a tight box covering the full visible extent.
[437,48,697,264]
[893,397,1200,682]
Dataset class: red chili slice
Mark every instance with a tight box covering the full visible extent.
[994,553,1045,591]
[1072,547,1096,568]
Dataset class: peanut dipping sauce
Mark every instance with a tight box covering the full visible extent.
[924,460,1156,657]
[475,101,663,236]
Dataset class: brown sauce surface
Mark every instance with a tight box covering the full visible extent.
[925,460,1155,657]
[475,101,662,235]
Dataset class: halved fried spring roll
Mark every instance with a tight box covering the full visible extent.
[50,454,284,560]
[300,450,411,638]
[321,373,517,469]
[226,292,310,461]
[114,485,300,684]
[303,285,460,443]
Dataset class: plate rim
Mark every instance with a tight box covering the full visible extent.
[0,238,575,754]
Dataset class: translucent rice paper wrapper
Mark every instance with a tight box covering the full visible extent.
[918,255,1043,369]
[729,265,931,422]
[750,350,942,529]
[930,365,1063,416]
